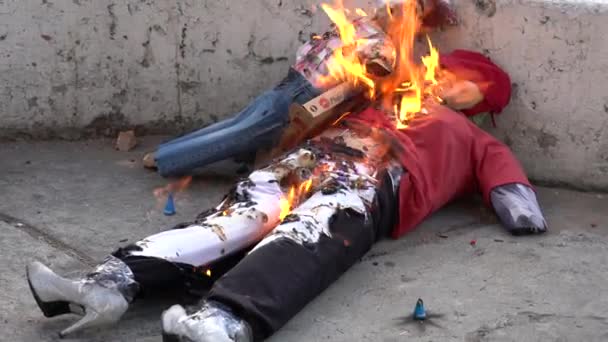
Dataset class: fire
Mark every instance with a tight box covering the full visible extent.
[279,179,313,220]
[279,187,295,220]
[421,37,440,85]
[319,0,442,127]
[320,1,377,97]
[153,176,192,206]
[355,8,368,16]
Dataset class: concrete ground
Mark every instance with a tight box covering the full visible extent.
[0,137,607,342]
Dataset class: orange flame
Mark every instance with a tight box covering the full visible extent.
[279,178,313,220]
[320,0,442,128]
[153,176,193,206]
[320,1,377,97]
[355,8,368,16]
[421,36,440,86]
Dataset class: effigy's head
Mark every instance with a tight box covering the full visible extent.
[320,0,445,127]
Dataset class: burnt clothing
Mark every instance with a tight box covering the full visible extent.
[293,15,394,90]
[110,50,544,340]
[351,105,532,238]
[207,173,396,339]
[113,124,399,292]
[113,126,400,341]
[110,116,543,341]
[347,49,534,238]
[206,146,399,340]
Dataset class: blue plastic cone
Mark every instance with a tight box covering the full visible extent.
[413,298,427,320]
[164,193,176,216]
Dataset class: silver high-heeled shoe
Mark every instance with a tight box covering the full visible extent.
[26,256,139,337]
[161,301,253,342]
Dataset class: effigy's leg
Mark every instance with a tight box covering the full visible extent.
[161,128,402,342]
[26,148,318,338]
[491,183,547,235]
[154,69,320,177]
[154,90,290,177]
[26,256,138,337]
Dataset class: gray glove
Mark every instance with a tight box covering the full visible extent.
[490,183,548,236]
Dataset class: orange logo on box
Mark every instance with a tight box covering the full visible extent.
[319,98,330,109]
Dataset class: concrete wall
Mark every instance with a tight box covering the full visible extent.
[0,0,328,138]
[0,0,606,189]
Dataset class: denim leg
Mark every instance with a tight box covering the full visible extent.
[155,70,321,177]
[156,90,292,176]
[159,116,239,148]
[162,68,319,150]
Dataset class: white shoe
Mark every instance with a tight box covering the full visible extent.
[162,303,253,342]
[27,261,129,337]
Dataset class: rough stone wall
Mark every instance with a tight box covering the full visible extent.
[0,0,606,189]
[0,0,329,139]
[433,0,608,190]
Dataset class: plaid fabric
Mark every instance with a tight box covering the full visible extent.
[293,16,394,90]
[293,1,457,90]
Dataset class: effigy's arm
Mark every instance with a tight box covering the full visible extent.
[470,129,547,235]
[444,50,548,235]
[490,183,547,235]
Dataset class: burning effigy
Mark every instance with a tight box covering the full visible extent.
[26,1,547,341]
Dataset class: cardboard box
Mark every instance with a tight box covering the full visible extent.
[255,82,362,167]
[301,82,353,120]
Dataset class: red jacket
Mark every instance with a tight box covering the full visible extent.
[350,50,530,238]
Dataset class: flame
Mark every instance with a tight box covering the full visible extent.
[332,111,352,125]
[320,1,376,97]
[279,178,313,220]
[355,8,368,16]
[319,0,442,127]
[205,269,212,277]
[279,187,296,220]
[153,176,193,206]
[421,37,440,86]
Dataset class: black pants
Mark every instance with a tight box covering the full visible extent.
[114,170,396,339]
[207,170,397,340]
[114,129,399,340]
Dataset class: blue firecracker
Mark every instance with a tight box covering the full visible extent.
[164,193,176,216]
[413,298,427,320]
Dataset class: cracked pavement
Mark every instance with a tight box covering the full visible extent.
[1,137,607,341]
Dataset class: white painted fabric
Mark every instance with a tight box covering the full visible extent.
[130,148,319,266]
[254,127,388,249]
[130,126,393,266]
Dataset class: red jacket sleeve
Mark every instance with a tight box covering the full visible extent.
[439,50,512,117]
[472,129,532,206]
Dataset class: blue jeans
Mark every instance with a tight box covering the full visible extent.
[156,69,321,177]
